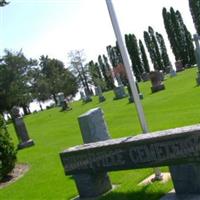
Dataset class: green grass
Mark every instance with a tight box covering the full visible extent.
[0,68,200,200]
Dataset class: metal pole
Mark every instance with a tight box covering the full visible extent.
[193,34,200,86]
[193,34,200,67]
[105,0,162,180]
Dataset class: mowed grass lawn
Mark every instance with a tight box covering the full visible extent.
[1,68,200,200]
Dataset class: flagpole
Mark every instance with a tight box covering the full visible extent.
[105,0,162,180]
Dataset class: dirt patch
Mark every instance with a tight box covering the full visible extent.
[0,163,29,189]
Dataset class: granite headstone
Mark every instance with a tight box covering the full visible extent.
[149,71,165,93]
[11,106,34,149]
[72,108,112,198]
[175,60,184,72]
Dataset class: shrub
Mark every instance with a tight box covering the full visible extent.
[0,114,17,180]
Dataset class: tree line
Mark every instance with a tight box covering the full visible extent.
[1,1,200,115]
[0,50,78,115]
[87,2,199,85]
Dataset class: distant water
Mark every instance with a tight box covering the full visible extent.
[29,99,55,112]
[4,99,55,120]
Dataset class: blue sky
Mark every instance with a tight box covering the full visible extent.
[0,0,196,68]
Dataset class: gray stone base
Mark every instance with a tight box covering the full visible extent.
[196,77,200,86]
[129,93,143,103]
[72,185,119,200]
[113,86,128,100]
[170,70,177,77]
[113,94,128,100]
[151,84,165,93]
[99,96,106,103]
[73,173,112,198]
[169,163,200,194]
[160,190,200,200]
[82,96,92,103]
[176,68,185,72]
[18,139,34,149]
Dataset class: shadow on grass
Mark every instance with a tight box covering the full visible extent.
[100,185,166,200]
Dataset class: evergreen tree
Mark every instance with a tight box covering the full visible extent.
[103,55,115,89]
[173,9,191,65]
[107,44,128,85]
[148,26,164,71]
[144,31,160,70]
[176,10,196,65]
[107,45,116,67]
[139,40,150,73]
[189,0,200,35]
[115,42,124,64]
[0,114,16,180]
[98,55,113,90]
[183,25,196,65]
[156,32,171,68]
[125,34,143,81]
[162,7,195,66]
[106,44,123,68]
[88,60,106,90]
[162,7,180,61]
[0,0,9,7]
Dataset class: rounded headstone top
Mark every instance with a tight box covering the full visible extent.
[149,71,165,86]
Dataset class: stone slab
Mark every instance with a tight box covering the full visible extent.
[151,84,165,93]
[138,172,171,186]
[78,108,110,143]
[99,96,106,102]
[160,190,200,200]
[18,139,34,149]
[60,124,200,175]
[113,86,127,100]
[169,163,200,194]
[13,117,30,142]
[73,108,112,198]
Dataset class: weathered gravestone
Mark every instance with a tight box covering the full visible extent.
[56,92,71,111]
[149,71,165,93]
[141,72,150,82]
[80,91,92,103]
[94,87,99,96]
[113,74,127,100]
[193,34,200,85]
[60,123,200,199]
[56,92,65,106]
[170,67,177,77]
[175,60,184,72]
[11,106,34,149]
[127,83,143,103]
[95,86,106,103]
[68,108,112,198]
[113,86,127,100]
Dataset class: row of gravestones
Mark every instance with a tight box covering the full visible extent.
[80,70,176,105]
[11,92,73,150]
[10,67,178,150]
